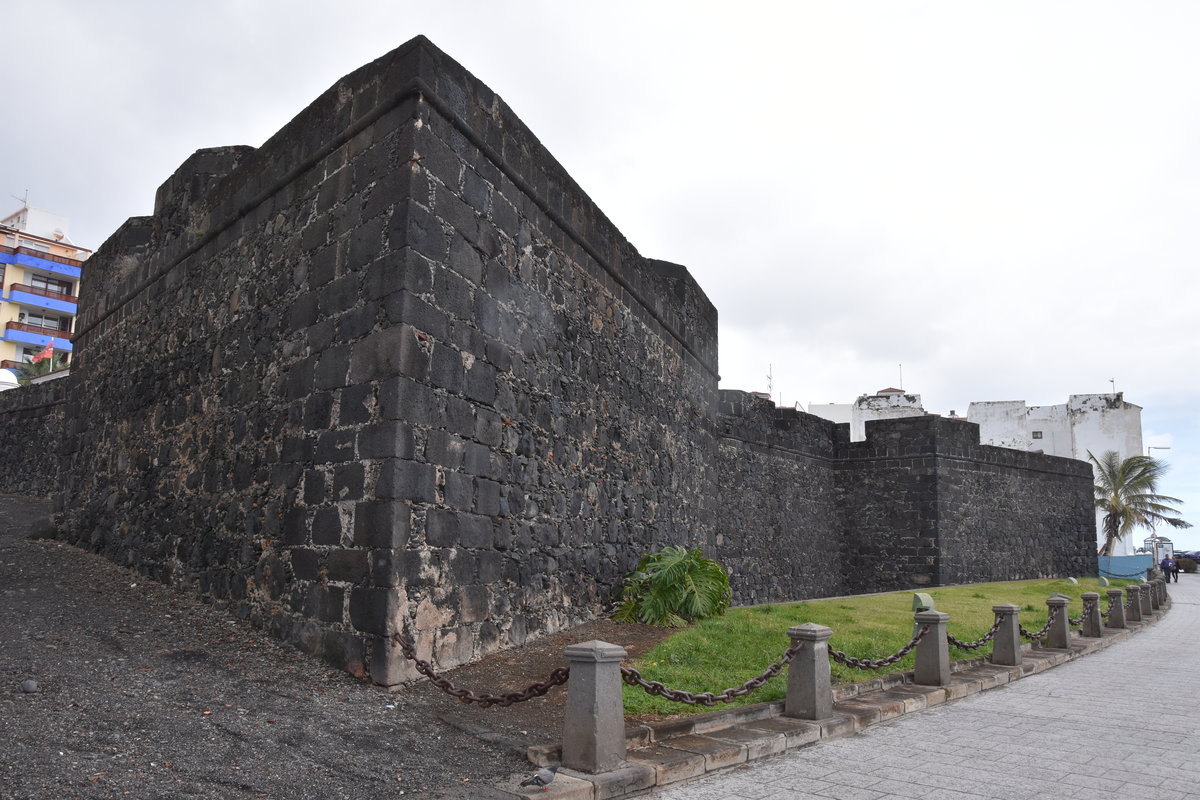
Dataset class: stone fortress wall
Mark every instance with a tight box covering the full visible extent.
[0,37,1097,684]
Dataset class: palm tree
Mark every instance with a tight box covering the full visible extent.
[14,354,68,385]
[1089,450,1191,556]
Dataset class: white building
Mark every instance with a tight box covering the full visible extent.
[808,388,926,442]
[969,393,1142,554]
[968,394,1142,462]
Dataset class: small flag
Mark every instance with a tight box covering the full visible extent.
[31,342,54,363]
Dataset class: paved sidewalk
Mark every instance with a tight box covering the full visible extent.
[649,576,1200,799]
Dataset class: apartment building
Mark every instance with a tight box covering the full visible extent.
[0,206,91,370]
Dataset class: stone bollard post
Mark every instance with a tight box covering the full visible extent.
[1150,580,1162,610]
[784,623,834,720]
[1105,588,1126,628]
[1126,585,1142,622]
[1139,584,1153,617]
[562,640,627,774]
[990,604,1022,666]
[1043,595,1071,649]
[913,610,950,686]
[1080,592,1102,638]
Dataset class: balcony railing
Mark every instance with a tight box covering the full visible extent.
[0,245,86,269]
[7,283,77,304]
[5,321,73,341]
[0,358,70,376]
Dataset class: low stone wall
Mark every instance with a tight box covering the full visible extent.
[715,391,842,604]
[716,393,1097,599]
[837,415,1096,592]
[0,380,67,497]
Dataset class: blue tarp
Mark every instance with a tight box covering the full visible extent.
[1097,554,1152,579]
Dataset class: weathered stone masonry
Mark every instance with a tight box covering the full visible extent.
[0,37,1096,685]
[0,380,67,497]
[712,393,1095,604]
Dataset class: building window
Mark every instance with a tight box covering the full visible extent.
[24,312,68,330]
[1032,431,1043,439]
[29,274,73,295]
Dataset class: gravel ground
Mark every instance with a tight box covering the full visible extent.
[0,494,670,800]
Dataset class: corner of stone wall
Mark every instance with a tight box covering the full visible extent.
[74,216,154,335]
[153,146,258,242]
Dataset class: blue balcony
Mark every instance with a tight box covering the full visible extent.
[0,248,82,280]
[2,322,73,352]
[4,284,77,314]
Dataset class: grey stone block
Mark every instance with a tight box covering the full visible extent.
[357,421,415,459]
[353,500,411,548]
[349,324,429,383]
[325,549,369,583]
[376,458,437,502]
[380,377,441,425]
[312,506,344,546]
[348,586,399,637]
[426,509,460,547]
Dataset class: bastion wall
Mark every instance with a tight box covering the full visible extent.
[0,37,1097,684]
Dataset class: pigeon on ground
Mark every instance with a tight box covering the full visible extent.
[519,766,558,791]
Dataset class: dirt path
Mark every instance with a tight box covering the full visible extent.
[0,494,670,799]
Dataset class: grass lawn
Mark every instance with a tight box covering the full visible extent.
[622,577,1136,717]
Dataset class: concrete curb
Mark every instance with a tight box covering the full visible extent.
[497,599,1168,798]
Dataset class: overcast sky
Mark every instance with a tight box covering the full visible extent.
[6,1,1198,547]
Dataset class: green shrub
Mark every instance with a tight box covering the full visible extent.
[613,545,731,627]
[1178,557,1197,573]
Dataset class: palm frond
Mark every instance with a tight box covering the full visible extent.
[614,544,730,627]
[1090,449,1191,553]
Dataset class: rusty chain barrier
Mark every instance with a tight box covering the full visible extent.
[620,639,804,706]
[394,588,1121,711]
[391,632,570,707]
[1067,596,1093,627]
[946,615,1004,651]
[828,625,930,670]
[1018,604,1060,641]
[1101,594,1115,620]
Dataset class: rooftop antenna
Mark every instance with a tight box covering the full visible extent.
[766,363,774,396]
[1109,378,1116,393]
[11,189,29,208]
[898,363,903,390]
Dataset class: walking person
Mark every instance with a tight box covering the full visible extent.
[1161,554,1177,583]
